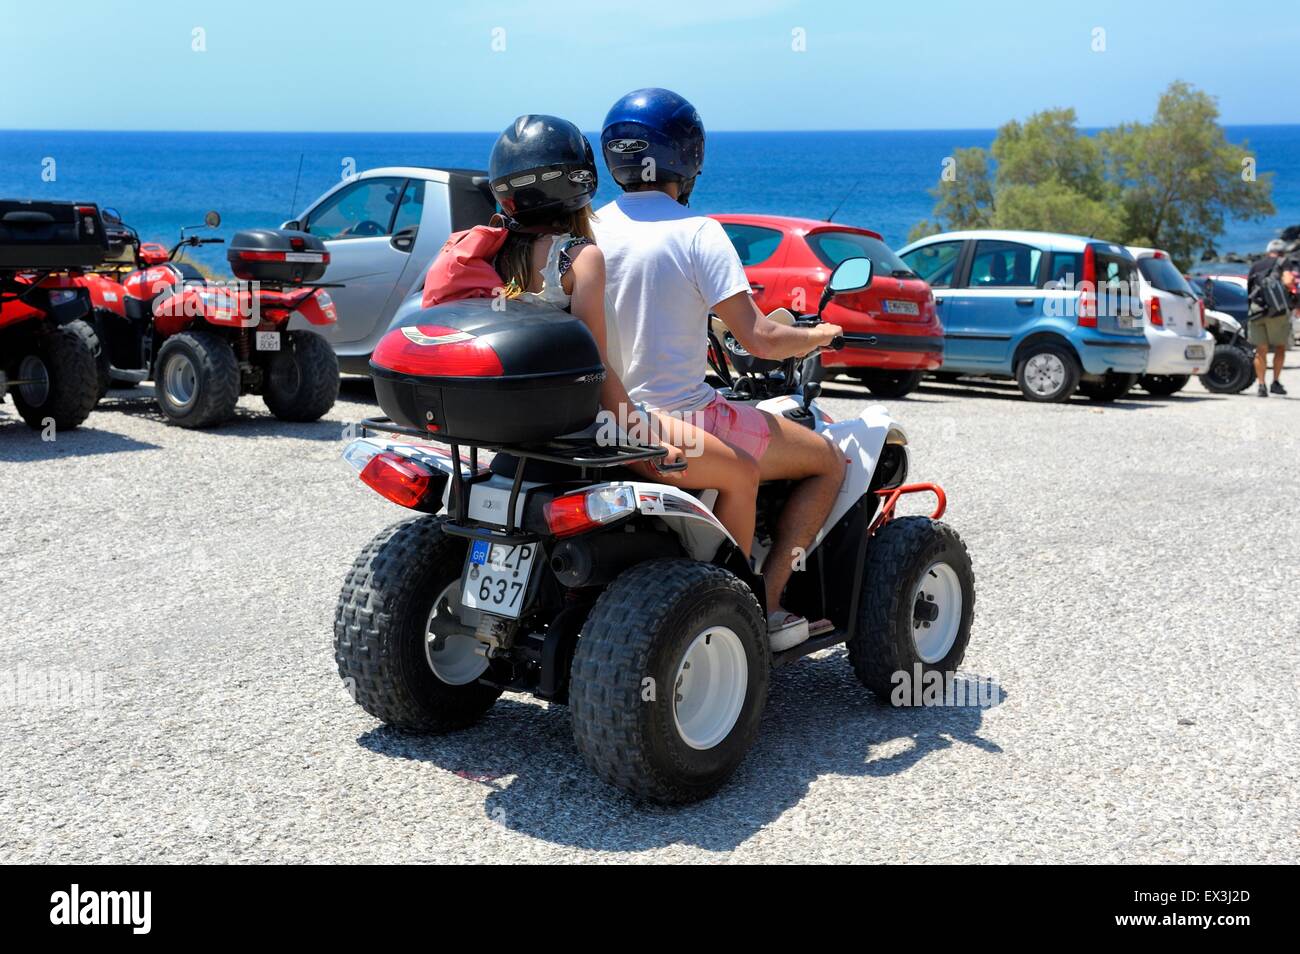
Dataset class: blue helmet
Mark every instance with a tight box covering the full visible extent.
[600,88,704,200]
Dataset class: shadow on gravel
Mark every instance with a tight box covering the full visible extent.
[93,389,356,442]
[357,650,1005,853]
[912,380,1165,410]
[0,416,161,461]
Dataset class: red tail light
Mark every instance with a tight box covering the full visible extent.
[360,452,434,509]
[371,324,504,377]
[1148,296,1164,326]
[1199,299,1206,328]
[1078,244,1097,328]
[543,486,638,537]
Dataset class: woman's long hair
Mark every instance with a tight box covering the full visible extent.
[495,206,596,299]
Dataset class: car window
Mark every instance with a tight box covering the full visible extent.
[720,223,783,266]
[1091,245,1141,320]
[967,240,1041,288]
[1207,279,1246,306]
[806,230,915,277]
[391,179,425,234]
[1046,251,1082,287]
[1137,255,1195,296]
[900,240,963,288]
[304,177,405,240]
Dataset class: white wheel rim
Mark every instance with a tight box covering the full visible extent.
[672,625,748,751]
[425,581,487,685]
[17,354,49,406]
[163,352,198,409]
[912,561,962,663]
[1024,353,1065,396]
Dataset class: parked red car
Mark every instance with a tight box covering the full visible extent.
[711,214,943,397]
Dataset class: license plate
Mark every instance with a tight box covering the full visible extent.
[255,331,281,351]
[882,299,919,315]
[1184,345,1206,360]
[461,540,537,619]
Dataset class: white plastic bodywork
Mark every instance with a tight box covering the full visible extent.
[1129,247,1215,376]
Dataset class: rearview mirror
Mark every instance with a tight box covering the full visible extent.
[101,207,122,226]
[204,210,221,229]
[828,256,873,294]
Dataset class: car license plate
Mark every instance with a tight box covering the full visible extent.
[255,331,281,351]
[461,539,537,618]
[1184,345,1206,360]
[883,299,919,315]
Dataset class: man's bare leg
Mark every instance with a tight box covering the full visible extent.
[1256,344,1269,385]
[754,412,846,611]
[1274,345,1286,384]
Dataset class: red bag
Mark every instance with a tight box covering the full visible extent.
[421,225,511,308]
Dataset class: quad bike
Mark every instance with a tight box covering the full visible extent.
[82,209,342,428]
[334,257,976,804]
[1198,308,1255,395]
[0,200,109,431]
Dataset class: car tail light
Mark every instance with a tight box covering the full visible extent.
[1148,296,1164,326]
[1078,244,1097,327]
[359,451,436,509]
[543,485,637,538]
[1198,299,1206,328]
[371,324,504,377]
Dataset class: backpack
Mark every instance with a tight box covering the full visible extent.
[1250,264,1291,318]
[421,224,511,308]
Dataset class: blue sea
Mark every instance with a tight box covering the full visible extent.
[2,127,1295,273]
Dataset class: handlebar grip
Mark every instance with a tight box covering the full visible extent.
[201,238,226,245]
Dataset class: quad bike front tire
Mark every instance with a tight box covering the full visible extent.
[334,516,501,732]
[154,330,240,428]
[1138,374,1189,396]
[10,320,102,431]
[1199,344,1254,394]
[851,369,924,398]
[1078,372,1138,403]
[262,330,339,422]
[848,516,975,704]
[569,559,768,804]
[1015,343,1080,402]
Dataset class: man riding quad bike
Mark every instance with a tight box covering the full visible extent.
[335,260,976,804]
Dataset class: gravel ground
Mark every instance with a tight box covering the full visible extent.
[2,367,1298,864]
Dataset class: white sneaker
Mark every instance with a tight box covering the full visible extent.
[768,611,810,651]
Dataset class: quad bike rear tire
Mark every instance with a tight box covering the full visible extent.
[569,559,768,804]
[262,330,339,422]
[10,319,101,431]
[1138,374,1188,396]
[848,516,975,704]
[1199,344,1254,394]
[154,330,240,428]
[334,516,502,732]
[851,369,924,398]
[1078,372,1138,403]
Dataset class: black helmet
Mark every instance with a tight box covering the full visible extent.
[488,115,598,225]
[601,88,704,200]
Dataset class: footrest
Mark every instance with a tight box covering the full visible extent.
[771,629,847,668]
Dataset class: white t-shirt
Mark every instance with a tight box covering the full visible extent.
[593,191,751,414]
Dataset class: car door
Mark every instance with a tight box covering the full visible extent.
[943,239,1045,370]
[296,176,411,345]
[900,239,967,361]
[718,222,788,312]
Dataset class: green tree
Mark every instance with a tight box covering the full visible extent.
[911,83,1275,266]
[1103,81,1274,266]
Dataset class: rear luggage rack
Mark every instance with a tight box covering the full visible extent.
[356,416,668,532]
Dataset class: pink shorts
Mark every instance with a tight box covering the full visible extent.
[691,393,772,461]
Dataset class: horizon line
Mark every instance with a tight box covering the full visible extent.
[2,122,1296,136]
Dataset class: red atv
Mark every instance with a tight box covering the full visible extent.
[85,209,341,428]
[1,199,109,431]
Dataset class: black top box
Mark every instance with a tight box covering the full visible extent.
[0,199,109,271]
[227,228,328,284]
[370,296,605,445]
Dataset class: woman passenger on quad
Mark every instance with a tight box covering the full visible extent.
[483,115,763,554]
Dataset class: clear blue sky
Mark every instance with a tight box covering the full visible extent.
[1,0,1291,131]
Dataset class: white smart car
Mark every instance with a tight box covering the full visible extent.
[1127,246,1217,395]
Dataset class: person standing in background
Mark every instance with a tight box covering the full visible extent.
[1247,239,1296,396]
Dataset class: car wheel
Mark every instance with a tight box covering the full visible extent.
[1015,343,1080,402]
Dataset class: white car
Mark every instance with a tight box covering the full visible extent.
[1127,246,1217,396]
